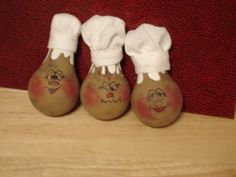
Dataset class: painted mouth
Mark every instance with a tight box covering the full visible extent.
[48,80,60,86]
[46,80,62,94]
[152,106,166,113]
[48,87,60,94]
[101,97,122,103]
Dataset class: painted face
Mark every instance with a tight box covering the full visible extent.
[81,68,130,120]
[44,69,64,94]
[99,81,121,103]
[147,88,168,113]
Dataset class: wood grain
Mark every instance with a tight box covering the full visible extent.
[0,87,235,177]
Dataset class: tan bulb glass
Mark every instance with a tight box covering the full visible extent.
[28,50,79,116]
[81,65,130,120]
[131,72,182,127]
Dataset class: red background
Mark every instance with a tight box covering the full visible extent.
[0,0,235,118]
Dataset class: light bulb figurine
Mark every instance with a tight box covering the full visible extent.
[80,15,130,120]
[28,13,81,116]
[125,24,183,127]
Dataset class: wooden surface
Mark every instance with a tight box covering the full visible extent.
[0,87,235,177]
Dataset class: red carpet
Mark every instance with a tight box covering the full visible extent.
[0,0,235,118]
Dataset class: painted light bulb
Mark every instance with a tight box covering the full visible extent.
[125,24,183,128]
[28,13,81,116]
[80,15,130,120]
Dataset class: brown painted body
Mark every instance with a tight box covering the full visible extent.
[80,66,130,120]
[28,50,79,116]
[131,73,183,127]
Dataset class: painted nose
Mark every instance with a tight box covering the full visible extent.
[51,75,58,80]
[106,92,114,98]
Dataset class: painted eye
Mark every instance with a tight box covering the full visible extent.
[110,82,118,91]
[147,90,156,101]
[52,73,62,80]
[101,82,110,91]
[45,70,55,80]
[155,88,166,99]
[55,70,64,80]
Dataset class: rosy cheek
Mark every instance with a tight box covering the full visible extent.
[29,75,44,98]
[84,84,100,106]
[133,98,152,120]
[165,85,182,112]
[63,76,78,100]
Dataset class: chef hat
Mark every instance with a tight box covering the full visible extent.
[82,15,126,67]
[48,13,81,53]
[125,24,171,78]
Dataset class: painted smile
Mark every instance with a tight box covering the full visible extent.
[101,96,122,103]
[46,80,62,94]
[48,80,60,86]
[47,87,60,94]
[152,106,167,113]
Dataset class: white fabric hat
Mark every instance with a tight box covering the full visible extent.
[82,15,126,67]
[125,24,171,74]
[48,13,81,53]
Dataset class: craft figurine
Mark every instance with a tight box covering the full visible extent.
[28,13,81,116]
[125,24,183,127]
[80,15,130,120]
